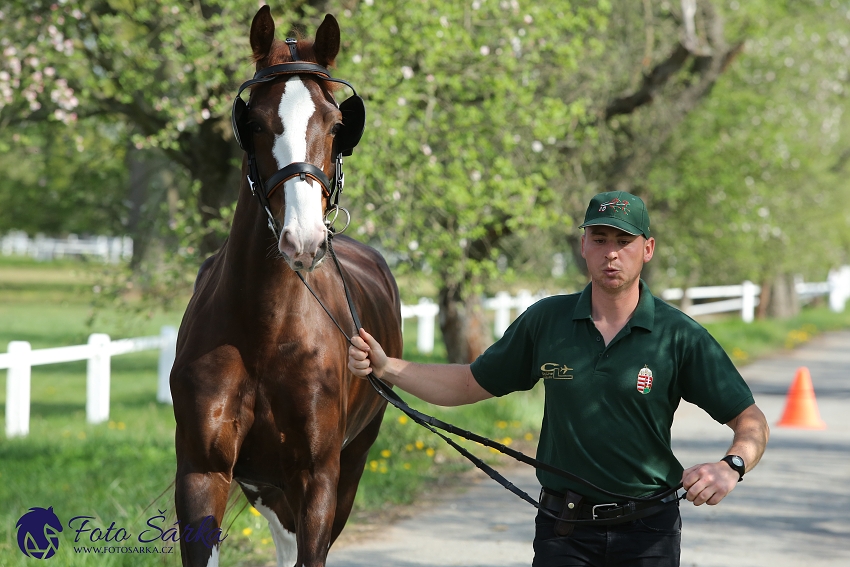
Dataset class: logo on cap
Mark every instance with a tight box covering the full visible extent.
[598,198,629,215]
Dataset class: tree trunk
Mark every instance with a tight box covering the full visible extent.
[764,273,800,319]
[179,118,242,255]
[438,283,488,364]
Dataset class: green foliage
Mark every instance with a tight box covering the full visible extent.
[647,0,850,288]
[336,0,610,292]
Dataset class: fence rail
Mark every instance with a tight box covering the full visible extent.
[401,267,850,354]
[1,230,133,263]
[2,326,176,438]
[5,267,849,437]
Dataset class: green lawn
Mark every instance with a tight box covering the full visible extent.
[2,255,850,565]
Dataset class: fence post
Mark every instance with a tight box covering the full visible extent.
[5,341,32,438]
[157,326,177,404]
[415,299,439,354]
[516,289,534,314]
[828,266,850,313]
[741,280,757,323]
[492,291,513,339]
[86,333,111,424]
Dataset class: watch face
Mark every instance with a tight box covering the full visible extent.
[731,456,744,467]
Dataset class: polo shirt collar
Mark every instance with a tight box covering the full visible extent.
[572,280,656,331]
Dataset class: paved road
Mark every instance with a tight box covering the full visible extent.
[328,331,850,567]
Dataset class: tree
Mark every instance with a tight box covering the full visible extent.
[334,0,609,362]
[645,0,850,316]
[0,0,329,254]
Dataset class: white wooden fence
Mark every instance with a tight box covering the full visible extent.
[402,267,850,354]
[1,230,133,263]
[1,326,176,438]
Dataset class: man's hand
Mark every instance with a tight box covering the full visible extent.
[348,328,388,379]
[682,461,740,506]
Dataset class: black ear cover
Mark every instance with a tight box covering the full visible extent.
[231,97,250,150]
[335,95,365,156]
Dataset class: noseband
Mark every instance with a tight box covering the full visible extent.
[231,39,365,238]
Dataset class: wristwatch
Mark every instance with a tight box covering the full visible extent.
[721,455,745,482]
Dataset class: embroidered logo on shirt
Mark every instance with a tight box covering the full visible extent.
[637,365,653,394]
[541,363,573,380]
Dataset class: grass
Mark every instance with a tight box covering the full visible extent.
[3,255,850,565]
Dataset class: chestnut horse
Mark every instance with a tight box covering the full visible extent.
[170,7,402,567]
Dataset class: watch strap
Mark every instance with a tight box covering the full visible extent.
[721,455,745,482]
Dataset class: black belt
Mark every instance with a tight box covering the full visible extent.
[539,488,680,522]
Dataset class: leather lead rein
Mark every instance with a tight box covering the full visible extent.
[293,235,684,525]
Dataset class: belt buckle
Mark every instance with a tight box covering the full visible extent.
[591,503,618,520]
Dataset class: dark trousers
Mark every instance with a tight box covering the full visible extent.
[532,501,681,567]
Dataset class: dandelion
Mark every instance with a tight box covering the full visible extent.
[242,528,253,536]
[380,449,392,458]
[77,431,86,440]
[415,440,425,450]
[261,538,272,545]
[250,507,261,517]
[405,444,414,451]
[117,422,126,430]
[403,463,412,470]
[379,466,388,474]
[398,415,409,425]
[425,448,435,457]
[502,437,513,446]
[496,420,508,429]
[524,432,534,441]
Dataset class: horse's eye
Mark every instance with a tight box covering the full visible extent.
[331,123,343,136]
[250,122,263,134]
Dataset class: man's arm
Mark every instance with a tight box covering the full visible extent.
[682,403,769,506]
[348,328,493,407]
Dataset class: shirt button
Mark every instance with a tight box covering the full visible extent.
[595,336,601,342]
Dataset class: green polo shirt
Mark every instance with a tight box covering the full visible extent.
[470,281,754,502]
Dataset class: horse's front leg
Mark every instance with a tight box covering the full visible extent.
[287,428,344,567]
[174,430,234,567]
[172,352,252,567]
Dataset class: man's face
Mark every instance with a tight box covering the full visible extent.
[580,226,655,292]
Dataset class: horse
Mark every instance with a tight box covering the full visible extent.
[170,7,403,567]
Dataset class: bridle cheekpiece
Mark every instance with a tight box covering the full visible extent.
[231,38,365,238]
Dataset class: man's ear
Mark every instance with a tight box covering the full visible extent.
[580,234,587,259]
[643,237,655,263]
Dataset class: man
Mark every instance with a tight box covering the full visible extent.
[348,191,769,567]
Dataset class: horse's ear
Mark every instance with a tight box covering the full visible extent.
[314,14,340,67]
[250,5,275,62]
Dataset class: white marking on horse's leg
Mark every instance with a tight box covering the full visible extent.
[254,497,297,567]
[273,77,327,264]
[204,545,220,567]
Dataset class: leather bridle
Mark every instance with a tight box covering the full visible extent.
[231,38,365,238]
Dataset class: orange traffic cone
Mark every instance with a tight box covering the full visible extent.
[777,367,826,429]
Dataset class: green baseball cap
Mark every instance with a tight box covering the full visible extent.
[579,191,651,238]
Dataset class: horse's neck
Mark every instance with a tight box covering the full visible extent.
[218,179,303,295]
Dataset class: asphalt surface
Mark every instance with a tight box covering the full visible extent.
[327,330,850,567]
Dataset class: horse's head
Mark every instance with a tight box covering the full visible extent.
[233,6,364,271]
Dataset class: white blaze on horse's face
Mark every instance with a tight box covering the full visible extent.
[273,76,328,271]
